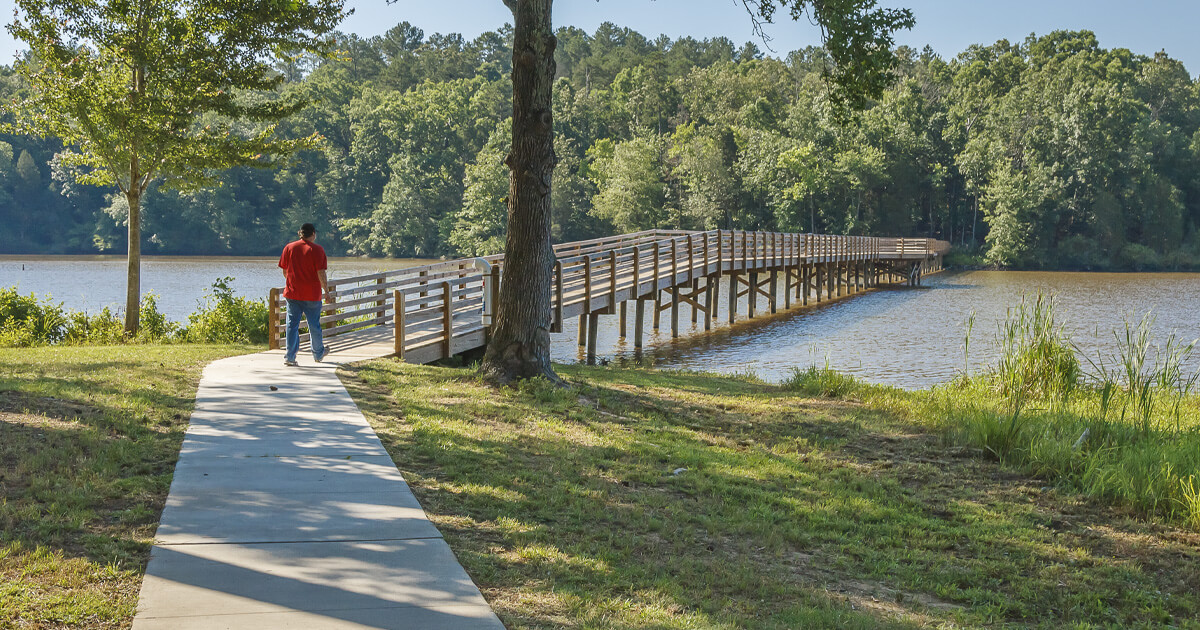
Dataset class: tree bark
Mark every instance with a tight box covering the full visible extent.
[481,0,559,385]
[124,188,141,335]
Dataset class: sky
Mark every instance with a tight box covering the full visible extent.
[0,0,1197,74]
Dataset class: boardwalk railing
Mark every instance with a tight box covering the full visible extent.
[270,229,950,364]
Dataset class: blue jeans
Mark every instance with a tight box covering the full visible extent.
[285,298,325,362]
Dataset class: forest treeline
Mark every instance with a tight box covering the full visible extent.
[1,23,1198,270]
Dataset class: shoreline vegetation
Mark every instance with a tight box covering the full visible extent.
[2,291,1200,625]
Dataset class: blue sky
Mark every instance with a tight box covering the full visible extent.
[1,0,1196,74]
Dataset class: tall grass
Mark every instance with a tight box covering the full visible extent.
[909,293,1200,528]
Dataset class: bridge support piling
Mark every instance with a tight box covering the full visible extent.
[748,272,757,317]
[634,299,645,349]
[728,273,737,323]
[691,279,699,324]
[586,313,599,364]
[671,286,680,338]
[770,270,778,314]
[704,277,714,331]
[653,291,661,330]
[619,301,627,338]
[801,264,809,305]
[783,268,791,309]
[577,314,587,347]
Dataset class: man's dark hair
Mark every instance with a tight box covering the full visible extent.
[300,223,317,238]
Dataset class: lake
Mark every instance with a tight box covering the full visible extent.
[4,257,1199,389]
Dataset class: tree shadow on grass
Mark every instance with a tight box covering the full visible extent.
[341,360,1200,628]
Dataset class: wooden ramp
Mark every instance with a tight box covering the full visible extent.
[269,230,951,365]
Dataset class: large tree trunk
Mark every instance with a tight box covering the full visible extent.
[124,188,141,335]
[480,0,558,385]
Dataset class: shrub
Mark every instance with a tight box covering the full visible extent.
[184,277,268,344]
[782,364,859,398]
[0,287,67,346]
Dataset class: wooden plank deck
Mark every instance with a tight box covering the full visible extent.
[271,229,950,365]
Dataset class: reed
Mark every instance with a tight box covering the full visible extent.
[893,297,1200,528]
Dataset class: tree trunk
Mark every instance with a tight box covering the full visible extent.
[124,188,141,335]
[481,0,558,385]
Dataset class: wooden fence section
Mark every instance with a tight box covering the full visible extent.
[269,229,950,364]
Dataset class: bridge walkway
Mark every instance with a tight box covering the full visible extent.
[270,229,950,365]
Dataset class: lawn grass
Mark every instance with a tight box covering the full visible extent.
[0,344,256,629]
[341,361,1200,629]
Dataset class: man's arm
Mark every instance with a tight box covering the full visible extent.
[319,269,331,304]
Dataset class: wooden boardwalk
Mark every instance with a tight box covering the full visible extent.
[269,230,950,365]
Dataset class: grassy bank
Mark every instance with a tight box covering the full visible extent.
[341,361,1200,629]
[0,344,255,629]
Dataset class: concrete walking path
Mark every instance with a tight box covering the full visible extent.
[132,349,504,629]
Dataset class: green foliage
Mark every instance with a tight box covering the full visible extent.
[781,363,861,398]
[7,0,347,195]
[0,287,178,346]
[0,287,66,346]
[2,20,1200,271]
[994,293,1080,408]
[184,278,269,345]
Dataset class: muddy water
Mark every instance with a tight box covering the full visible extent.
[5,258,1199,389]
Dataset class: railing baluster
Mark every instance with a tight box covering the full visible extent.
[441,281,453,359]
[393,289,406,359]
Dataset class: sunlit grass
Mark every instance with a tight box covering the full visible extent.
[0,344,255,628]
[342,360,1200,629]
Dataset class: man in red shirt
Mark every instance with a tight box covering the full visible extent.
[278,223,332,366]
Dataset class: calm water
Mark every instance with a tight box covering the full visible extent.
[551,270,1200,389]
[4,257,1198,389]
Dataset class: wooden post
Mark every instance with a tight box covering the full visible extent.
[653,242,661,293]
[741,230,748,271]
[691,279,699,324]
[801,263,809,306]
[704,278,713,331]
[578,314,588,346]
[687,234,695,283]
[488,265,501,338]
[784,265,792,309]
[619,301,627,338]
[671,285,680,338]
[770,270,778,314]
[441,281,453,359]
[393,290,406,359]
[728,273,738,323]
[584,254,593,313]
[586,313,599,364]
[268,288,280,350]
[608,250,618,311]
[671,238,679,286]
[717,229,725,274]
[632,247,641,298]
[634,299,645,349]
[748,271,757,317]
[553,260,564,333]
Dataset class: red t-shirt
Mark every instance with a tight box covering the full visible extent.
[278,239,328,301]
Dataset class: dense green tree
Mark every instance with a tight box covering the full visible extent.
[7,0,346,332]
